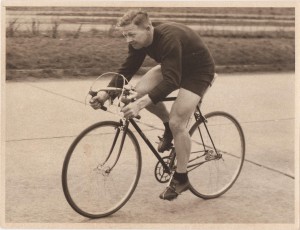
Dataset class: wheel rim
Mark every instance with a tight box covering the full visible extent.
[188,112,245,198]
[62,122,141,217]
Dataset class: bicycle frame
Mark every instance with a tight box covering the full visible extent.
[113,97,220,177]
[88,72,220,175]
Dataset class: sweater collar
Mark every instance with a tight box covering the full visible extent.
[146,27,160,49]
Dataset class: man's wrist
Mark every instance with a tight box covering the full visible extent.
[136,94,152,110]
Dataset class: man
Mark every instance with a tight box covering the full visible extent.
[90,10,215,201]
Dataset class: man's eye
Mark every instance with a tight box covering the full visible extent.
[122,32,136,39]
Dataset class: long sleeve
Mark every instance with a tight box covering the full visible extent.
[108,45,146,88]
[148,38,182,104]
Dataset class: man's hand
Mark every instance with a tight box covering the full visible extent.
[121,89,138,104]
[89,91,110,110]
[121,101,140,119]
[121,94,152,119]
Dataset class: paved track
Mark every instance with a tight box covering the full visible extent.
[4,72,297,228]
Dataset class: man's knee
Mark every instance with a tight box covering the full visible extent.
[169,116,186,134]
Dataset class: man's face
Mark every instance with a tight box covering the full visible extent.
[121,23,151,49]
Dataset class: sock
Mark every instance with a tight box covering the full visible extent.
[173,171,188,183]
[163,122,173,138]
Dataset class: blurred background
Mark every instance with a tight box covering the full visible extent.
[5,7,295,80]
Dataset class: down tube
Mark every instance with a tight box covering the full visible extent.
[129,119,171,174]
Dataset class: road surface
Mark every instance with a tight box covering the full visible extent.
[3,72,297,229]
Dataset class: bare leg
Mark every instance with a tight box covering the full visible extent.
[143,102,169,123]
[159,88,201,200]
[169,88,201,173]
[134,65,169,123]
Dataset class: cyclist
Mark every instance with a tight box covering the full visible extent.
[90,10,215,201]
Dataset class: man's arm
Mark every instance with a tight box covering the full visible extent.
[91,46,146,110]
[148,38,182,104]
[108,45,146,88]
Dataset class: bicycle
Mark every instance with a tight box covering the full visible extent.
[62,72,246,219]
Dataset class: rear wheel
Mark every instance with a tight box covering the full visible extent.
[62,121,142,218]
[188,111,245,199]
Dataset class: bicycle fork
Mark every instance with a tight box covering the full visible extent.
[100,119,130,174]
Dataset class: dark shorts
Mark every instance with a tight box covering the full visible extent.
[181,73,214,98]
[181,50,215,97]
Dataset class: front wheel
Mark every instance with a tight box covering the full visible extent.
[188,111,245,199]
[62,121,142,218]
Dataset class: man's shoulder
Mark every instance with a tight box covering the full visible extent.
[153,21,184,29]
[153,22,191,35]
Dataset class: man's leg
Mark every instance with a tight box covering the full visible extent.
[169,88,201,172]
[159,88,201,200]
[134,65,173,152]
[134,65,169,122]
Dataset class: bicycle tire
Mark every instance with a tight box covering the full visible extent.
[62,121,142,218]
[188,111,245,199]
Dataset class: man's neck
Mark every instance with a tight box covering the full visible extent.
[145,27,154,47]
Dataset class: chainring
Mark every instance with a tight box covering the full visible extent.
[154,156,172,183]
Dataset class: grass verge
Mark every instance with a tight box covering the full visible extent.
[6,34,295,81]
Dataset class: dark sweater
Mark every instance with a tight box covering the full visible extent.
[109,22,215,104]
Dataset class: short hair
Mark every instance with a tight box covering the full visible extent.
[117,10,152,28]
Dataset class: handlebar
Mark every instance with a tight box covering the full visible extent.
[88,88,140,119]
[89,90,107,111]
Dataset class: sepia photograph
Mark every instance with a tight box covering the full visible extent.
[1,1,298,229]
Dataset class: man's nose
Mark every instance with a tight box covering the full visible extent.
[126,36,133,43]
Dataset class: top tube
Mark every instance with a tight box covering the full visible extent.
[162,97,177,101]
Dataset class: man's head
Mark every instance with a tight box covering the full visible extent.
[117,10,154,49]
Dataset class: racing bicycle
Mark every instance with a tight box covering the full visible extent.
[62,72,246,218]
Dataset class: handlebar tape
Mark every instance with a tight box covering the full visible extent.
[100,105,107,111]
